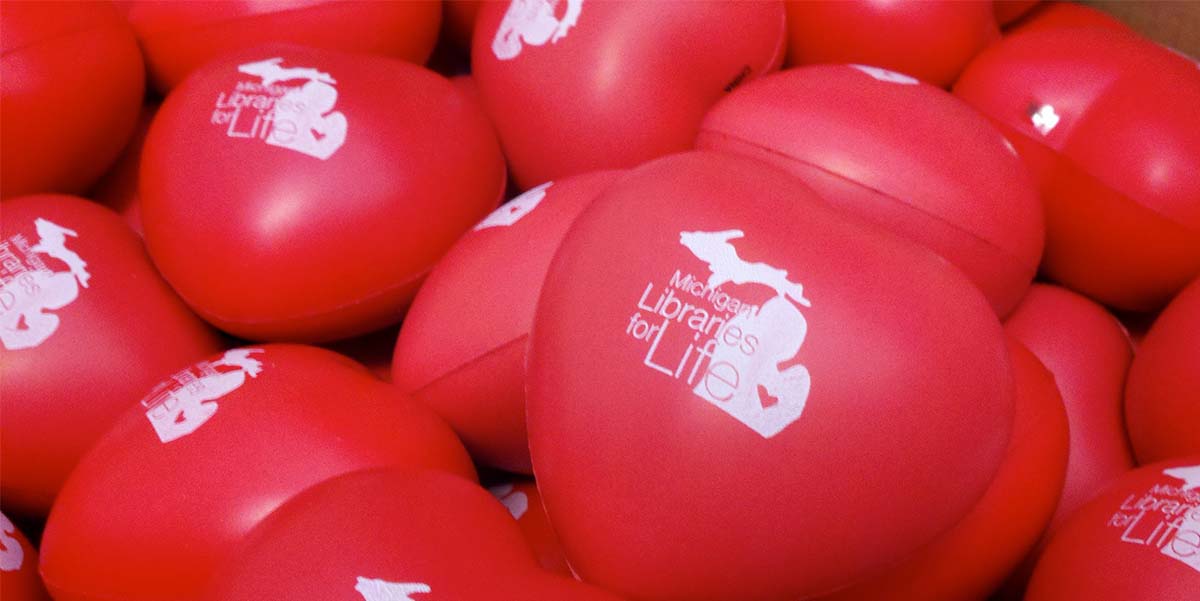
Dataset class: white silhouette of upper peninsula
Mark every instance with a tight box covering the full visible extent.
[679,230,811,307]
[355,577,430,601]
[1165,465,1200,491]
[238,58,335,86]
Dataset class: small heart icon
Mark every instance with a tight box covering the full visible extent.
[311,129,326,141]
[758,385,779,409]
[174,411,187,424]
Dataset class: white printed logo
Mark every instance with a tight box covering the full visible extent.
[355,577,430,601]
[1166,466,1200,491]
[475,182,552,231]
[626,229,813,438]
[0,218,91,351]
[211,58,347,160]
[1108,465,1200,574]
[0,512,23,572]
[492,0,583,60]
[1162,465,1200,572]
[489,483,530,520]
[142,349,265,443]
[1029,104,1061,136]
[850,64,919,85]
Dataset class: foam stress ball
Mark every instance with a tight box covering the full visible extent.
[1,1,143,198]
[472,0,786,189]
[392,171,623,473]
[140,44,506,342]
[39,345,475,601]
[527,151,1014,601]
[199,469,621,601]
[488,479,572,575]
[124,0,441,92]
[783,0,1000,87]
[0,195,221,518]
[1025,458,1200,601]
[1005,284,1136,530]
[90,103,157,237]
[955,27,1200,312]
[817,336,1068,601]
[698,64,1043,317]
[1,511,50,601]
[1125,278,1200,464]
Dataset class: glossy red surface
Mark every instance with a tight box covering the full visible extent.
[39,345,476,601]
[393,170,623,473]
[527,151,1013,600]
[140,45,506,342]
[472,1,786,189]
[0,195,222,517]
[1,1,144,198]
